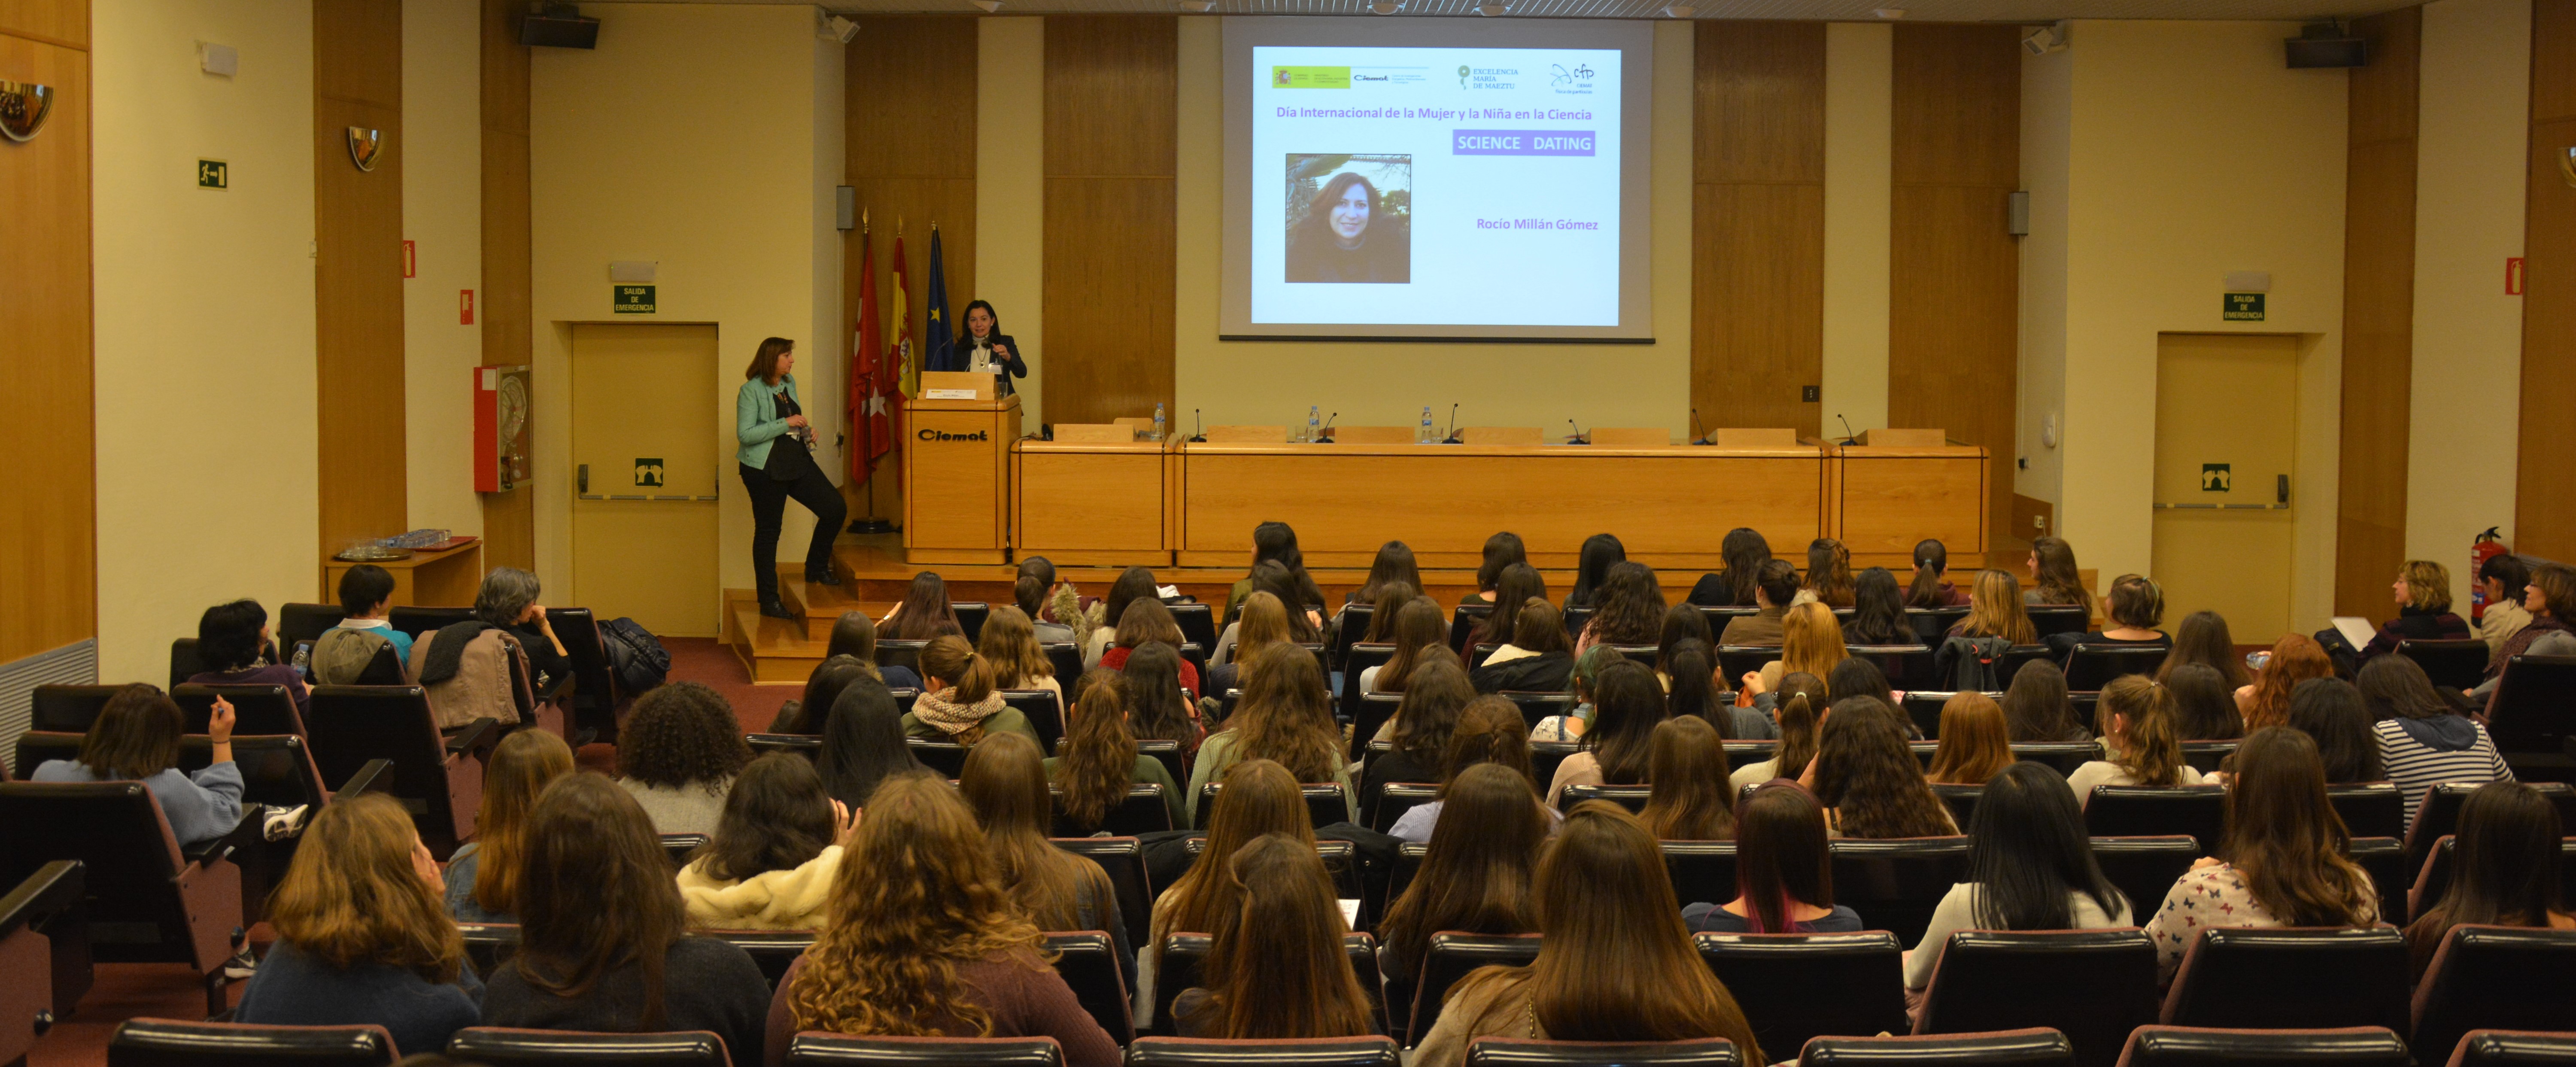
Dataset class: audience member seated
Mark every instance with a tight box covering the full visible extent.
[1466,563,1548,650]
[444,729,574,924]
[1188,642,1355,823]
[979,605,1064,712]
[769,654,878,734]
[1579,562,1669,652]
[1546,660,1665,807]
[1473,598,1577,695]
[1811,697,1958,837]
[1688,527,1775,608]
[1658,603,1718,682]
[313,564,413,684]
[817,678,926,812]
[962,733,1131,976]
[1363,659,1474,825]
[32,684,243,849]
[617,681,753,836]
[1670,640,1774,739]
[1844,567,1916,647]
[1935,571,2037,683]
[1015,559,1079,644]
[474,567,571,694]
[1720,560,1802,647]
[1797,538,1856,609]
[188,598,310,719]
[2049,574,2171,654]
[1641,716,1736,839]
[2236,634,2331,732]
[1748,602,1847,695]
[1924,693,2012,786]
[1027,556,1105,647]
[484,775,771,1063]
[2159,611,2252,688]
[2001,660,2090,743]
[902,635,1039,747]
[2066,675,2202,806]
[1688,783,1859,935]
[1467,531,1529,607]
[823,611,920,690]
[2348,561,2473,669]
[1220,560,1326,666]
[1380,763,1546,984]
[1355,581,1417,645]
[878,571,967,641]
[2164,663,2245,740]
[763,773,1119,1067]
[1142,760,1315,1030]
[2473,561,2576,697]
[2281,678,2378,784]
[1904,763,2133,998]
[1120,641,1205,763]
[2400,780,2575,979]
[1048,672,1187,831]
[1829,659,1899,715]
[1171,834,1376,1038]
[2359,656,2512,829]
[234,793,484,1056]
[2142,728,2379,984]
[1348,539,1425,608]
[1209,590,1296,695]
[1531,644,1623,742]
[1563,533,1626,611]
[1222,521,1325,626]
[1729,681,1823,793]
[2474,553,2532,656]
[1905,539,1972,608]
[679,752,853,931]
[2024,535,2096,613]
[1418,803,1765,1067]
[1100,599,1203,699]
[1390,697,1549,843]
[1086,567,1161,669]
[1364,597,1451,694]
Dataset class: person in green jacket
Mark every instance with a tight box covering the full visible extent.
[736,337,847,620]
[901,635,1041,748]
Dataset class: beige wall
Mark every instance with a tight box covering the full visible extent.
[1171,18,1698,437]
[2409,0,2530,608]
[978,17,1047,426]
[2017,38,2073,511]
[404,0,483,538]
[92,0,318,684]
[1822,22,1893,434]
[527,3,844,599]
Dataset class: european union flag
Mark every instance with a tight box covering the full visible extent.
[923,227,957,373]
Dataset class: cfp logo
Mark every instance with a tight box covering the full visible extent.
[1550,63,1595,87]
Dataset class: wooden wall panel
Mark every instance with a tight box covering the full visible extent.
[845,17,978,523]
[0,20,94,663]
[1693,21,1826,436]
[315,0,407,562]
[1042,15,1176,428]
[2518,0,2576,561]
[480,0,534,571]
[1889,23,2019,544]
[2337,7,2418,621]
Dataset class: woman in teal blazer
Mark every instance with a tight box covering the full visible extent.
[738,337,848,619]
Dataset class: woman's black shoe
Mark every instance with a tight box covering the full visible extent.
[806,568,843,587]
[759,597,797,620]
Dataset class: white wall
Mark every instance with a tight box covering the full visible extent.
[91,0,318,684]
[404,0,484,538]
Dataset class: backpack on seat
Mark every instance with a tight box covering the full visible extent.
[1941,635,2011,692]
[309,628,398,686]
[600,617,671,696]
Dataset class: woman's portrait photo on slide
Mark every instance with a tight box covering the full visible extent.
[1285,154,1411,284]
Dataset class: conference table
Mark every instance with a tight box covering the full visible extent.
[999,435,1987,571]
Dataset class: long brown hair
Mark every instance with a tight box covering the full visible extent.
[1115,597,1186,650]
[2001,660,2086,742]
[79,684,182,780]
[1958,570,2036,645]
[1054,672,1139,831]
[514,775,688,1029]
[787,773,1046,1037]
[2242,634,2331,731]
[474,729,576,914]
[1443,697,1537,792]
[1926,692,2013,785]
[1770,678,1826,781]
[1471,565,1549,647]
[960,732,1110,933]
[1734,783,1834,933]
[1587,562,1670,646]
[267,793,464,984]
[1376,598,1449,694]
[744,337,794,383]
[1586,660,1668,785]
[695,752,837,885]
[1362,583,1419,643]
[2095,675,2187,786]
[977,606,1054,690]
[2220,728,2376,927]
[2404,781,2570,976]
[1812,699,1954,839]
[1470,803,1765,1061]
[2160,611,2251,688]
[1641,716,1735,840]
[1120,642,1197,755]
[1780,602,1849,680]
[920,634,998,704]
[1379,764,1546,978]
[1390,657,1474,764]
[1225,641,1343,784]
[1802,539,1855,608]
[1182,835,1376,1039]
[881,572,966,641]
[1161,760,1314,939]
[1235,592,1294,669]
[2029,536,2094,614]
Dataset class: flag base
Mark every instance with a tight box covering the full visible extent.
[848,517,899,534]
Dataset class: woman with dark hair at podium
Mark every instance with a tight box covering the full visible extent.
[737,337,848,620]
[957,301,1028,398]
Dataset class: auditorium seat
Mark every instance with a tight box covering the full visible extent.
[307,684,495,859]
[2406,782,2576,872]
[2324,783,2406,841]
[548,607,622,742]
[174,682,304,736]
[1044,643,1084,687]
[2180,742,2237,776]
[1452,603,1493,653]
[1699,606,1760,630]
[30,683,127,732]
[1996,646,2060,688]
[2159,927,2409,1034]
[1723,740,1780,767]
[1053,838,1151,944]
[1,860,85,1058]
[2027,607,2091,640]
[108,1019,398,1067]
[1341,645,1396,719]
[1929,784,1983,828]
[2113,1026,2409,1067]
[1464,643,1502,670]
[999,690,1065,751]
[1052,783,1174,836]
[1128,1035,1400,1067]
[1662,840,1738,909]
[2409,926,2576,1059]
[1042,930,1133,1045]
[1351,693,1403,762]
[1167,603,1216,651]
[1908,608,1973,645]
[2088,837,2199,921]
[1406,933,1542,1047]
[1829,837,1971,945]
[875,639,930,675]
[2084,787,2227,851]
[2446,1031,2576,1067]
[2347,837,2408,922]
[2011,743,2099,777]
[1804,1030,2076,1067]
[447,1028,731,1067]
[1610,644,1660,668]
[459,921,518,976]
[911,739,972,778]
[1716,647,1775,683]
[722,928,818,989]
[1530,742,1579,789]
[1697,932,1907,1064]
[1196,782,1347,830]
[954,602,992,643]
[1158,932,1378,1037]
[2409,835,2576,922]
[1903,693,1965,739]
[1,782,248,1015]
[1850,645,1937,690]
[1561,605,1595,640]
[1179,641,1211,686]
[1466,1037,1741,1067]
[746,733,823,760]
[1560,783,1649,814]
[1371,782,1439,834]
[2063,645,2168,691]
[2482,655,2576,775]
[277,603,348,648]
[165,638,204,692]
[389,605,475,639]
[785,1034,1063,1067]
[660,834,706,868]
[1139,739,1187,788]
[1328,605,1371,670]
[2397,639,2493,693]
[1501,692,1574,730]
[1179,838,1360,901]
[1914,930,2156,1067]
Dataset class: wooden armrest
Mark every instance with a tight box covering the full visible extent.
[332,759,396,801]
[181,803,268,870]
[0,861,83,936]
[443,718,502,759]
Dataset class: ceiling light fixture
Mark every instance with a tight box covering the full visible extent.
[1874,7,1905,16]
[1475,3,1507,13]
[1369,0,1403,13]
[971,0,1003,12]
[1179,0,1215,9]
[1661,3,1694,15]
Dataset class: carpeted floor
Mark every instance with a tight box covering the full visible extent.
[662,635,796,733]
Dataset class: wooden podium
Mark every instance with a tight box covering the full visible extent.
[903,372,1020,565]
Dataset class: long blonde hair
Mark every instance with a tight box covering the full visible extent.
[2096,675,2187,787]
[1235,591,1294,667]
[976,606,1054,690]
[1780,602,1848,681]
[1160,760,1314,940]
[1959,570,2037,645]
[267,793,464,983]
[473,729,576,914]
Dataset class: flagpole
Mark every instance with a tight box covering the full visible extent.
[849,210,899,534]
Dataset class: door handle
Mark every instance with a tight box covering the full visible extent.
[578,464,589,492]
[2277,474,2289,505]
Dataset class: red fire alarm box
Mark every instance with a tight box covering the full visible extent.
[474,365,531,493]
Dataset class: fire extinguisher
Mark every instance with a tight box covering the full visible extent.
[2470,527,2509,623]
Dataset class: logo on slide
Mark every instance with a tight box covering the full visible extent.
[1458,64,1470,88]
[1271,66,1351,89]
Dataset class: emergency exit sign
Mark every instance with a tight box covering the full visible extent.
[2223,292,2266,321]
[614,285,657,314]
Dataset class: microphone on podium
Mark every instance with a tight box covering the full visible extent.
[1441,404,1462,444]
[1690,407,1708,446]
[1318,411,1339,443]
[1835,413,1858,446]
[1190,409,1206,443]
[1566,419,1589,445]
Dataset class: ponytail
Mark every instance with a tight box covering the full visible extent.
[1774,692,1819,780]
[922,635,998,704]
[1904,539,1950,608]
[2099,675,2185,786]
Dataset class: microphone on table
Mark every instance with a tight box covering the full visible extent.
[1190,408,1206,443]
[1567,419,1589,445]
[1318,411,1339,443]
[1442,403,1462,444]
[1690,407,1708,446]
[1836,413,1858,446]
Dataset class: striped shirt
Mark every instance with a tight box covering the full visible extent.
[2372,717,2513,831]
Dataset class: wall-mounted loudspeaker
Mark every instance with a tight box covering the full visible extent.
[2285,22,2366,67]
[522,3,599,49]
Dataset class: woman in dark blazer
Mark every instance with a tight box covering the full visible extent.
[956,300,1028,397]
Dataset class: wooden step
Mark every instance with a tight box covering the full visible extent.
[728,599,828,684]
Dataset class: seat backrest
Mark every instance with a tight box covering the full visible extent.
[2410,926,2576,1059]
[1466,1038,1741,1067]
[1722,740,1779,768]
[1850,645,1937,690]
[2180,742,2237,775]
[1041,930,1133,1046]
[1167,603,1217,650]
[1908,607,1973,644]
[2324,783,2405,840]
[446,1028,729,1067]
[1931,784,1983,830]
[2009,742,2100,777]
[2407,782,2576,871]
[1451,602,1495,652]
[1052,783,1172,837]
[2082,787,2228,851]
[1352,693,1403,763]
[1042,643,1084,688]
[173,683,304,736]
[276,603,349,648]
[2347,837,2408,923]
[2484,654,2576,754]
[1373,782,1441,834]
[1827,838,1971,945]
[1662,840,1738,911]
[2027,605,2091,639]
[108,1019,397,1067]
[167,638,205,692]
[1561,783,1650,815]
[659,835,707,869]
[954,602,992,644]
[1129,1036,1401,1067]
[31,684,128,733]
[1137,739,1187,787]
[2116,1026,2409,1067]
[2391,638,2491,691]
[1995,646,2058,688]
[1699,605,1760,629]
[2410,836,2576,923]
[1407,933,1544,1047]
[1340,644,1397,723]
[1501,692,1574,731]
[704,929,813,990]
[1610,644,1660,668]
[1716,646,1775,684]
[1529,742,1579,790]
[999,690,1064,752]
[0,783,194,967]
[547,608,620,736]
[784,1034,1064,1067]
[1801,1030,2075,1067]
[1697,932,1908,1064]
[305,685,463,845]
[2087,837,2199,924]
[875,639,930,674]
[2448,1031,2576,1067]
[2160,927,2409,1034]
[389,605,477,639]
[1329,605,1373,669]
[1902,693,1959,739]
[1561,605,1595,638]
[1051,838,1150,947]
[746,733,825,762]
[909,739,970,778]
[2063,645,2169,690]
